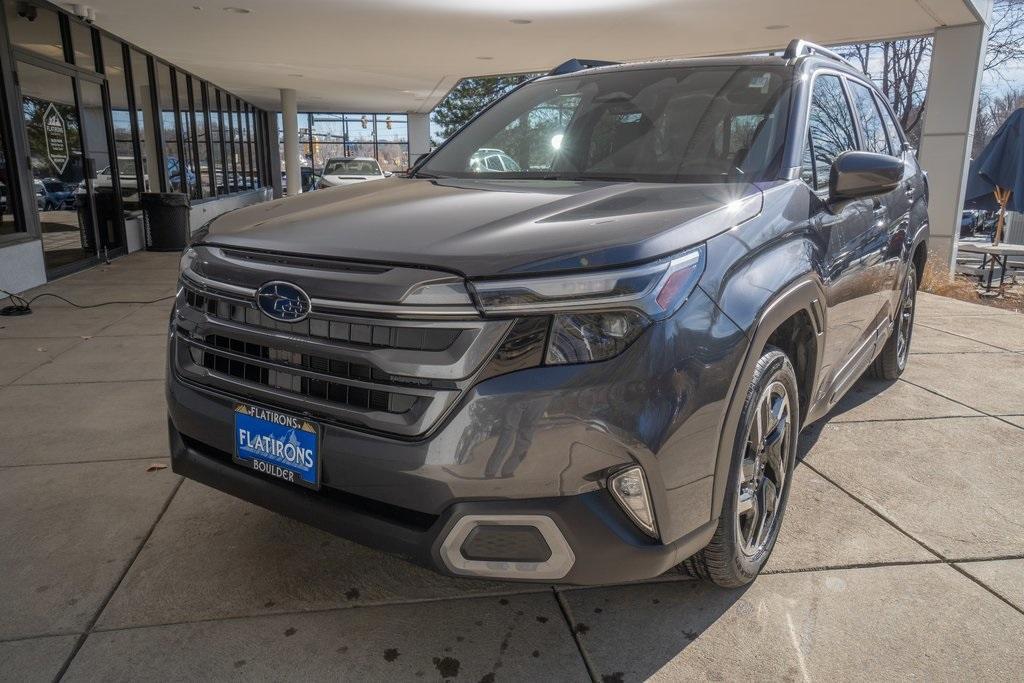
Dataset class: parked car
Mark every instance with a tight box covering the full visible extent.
[960,210,979,237]
[469,148,521,173]
[315,157,390,188]
[169,41,927,587]
[38,178,76,210]
[92,156,195,203]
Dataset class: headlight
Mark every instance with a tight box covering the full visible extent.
[546,310,649,364]
[471,247,704,319]
[179,246,196,274]
[472,247,704,365]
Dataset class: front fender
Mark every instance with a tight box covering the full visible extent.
[698,182,828,518]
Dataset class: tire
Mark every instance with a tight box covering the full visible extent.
[682,346,799,587]
[868,263,917,380]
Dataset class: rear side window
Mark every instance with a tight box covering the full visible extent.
[849,81,891,155]
[802,74,857,190]
[874,91,905,152]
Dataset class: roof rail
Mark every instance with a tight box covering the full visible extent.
[548,58,620,76]
[783,39,854,68]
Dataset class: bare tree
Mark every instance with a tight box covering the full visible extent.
[837,0,1024,146]
[840,40,930,143]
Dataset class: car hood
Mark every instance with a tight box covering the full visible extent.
[321,175,383,186]
[204,176,763,277]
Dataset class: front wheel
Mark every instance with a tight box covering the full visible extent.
[869,264,917,380]
[682,346,799,587]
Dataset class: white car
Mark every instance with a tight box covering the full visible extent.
[469,148,521,173]
[316,157,391,188]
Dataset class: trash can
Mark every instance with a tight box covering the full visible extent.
[141,192,190,251]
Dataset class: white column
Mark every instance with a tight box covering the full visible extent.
[281,88,300,196]
[916,9,991,274]
[407,112,432,163]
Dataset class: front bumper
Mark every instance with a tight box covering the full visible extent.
[166,286,745,583]
[169,417,715,584]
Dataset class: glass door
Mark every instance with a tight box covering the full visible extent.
[16,60,122,276]
[78,79,121,257]
[17,60,95,275]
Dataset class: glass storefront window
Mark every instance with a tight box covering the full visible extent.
[345,114,375,143]
[211,89,226,194]
[68,19,96,71]
[129,49,156,200]
[101,36,137,214]
[0,108,19,237]
[376,114,406,143]
[284,112,410,178]
[155,62,181,193]
[194,81,212,198]
[231,98,245,188]
[4,1,64,62]
[176,70,199,200]
[79,79,117,254]
[377,143,409,172]
[245,107,258,188]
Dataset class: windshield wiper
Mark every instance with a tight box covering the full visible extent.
[560,175,638,183]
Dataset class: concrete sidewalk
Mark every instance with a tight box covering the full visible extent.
[1,252,1023,681]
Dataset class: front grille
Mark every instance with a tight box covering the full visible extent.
[172,273,511,438]
[190,331,416,414]
[185,290,460,351]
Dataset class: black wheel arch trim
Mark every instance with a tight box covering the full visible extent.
[709,276,827,520]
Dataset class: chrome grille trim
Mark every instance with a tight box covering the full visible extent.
[173,276,512,437]
[181,268,480,319]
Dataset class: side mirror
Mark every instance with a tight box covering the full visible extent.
[829,151,904,202]
[384,171,393,177]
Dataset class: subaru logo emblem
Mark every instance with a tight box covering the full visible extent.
[255,281,311,323]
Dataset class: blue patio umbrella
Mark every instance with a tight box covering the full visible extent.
[964,107,1024,243]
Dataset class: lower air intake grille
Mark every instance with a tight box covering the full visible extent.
[191,332,416,414]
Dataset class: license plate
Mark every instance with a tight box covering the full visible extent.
[233,403,320,490]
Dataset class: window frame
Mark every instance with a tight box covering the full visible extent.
[872,89,908,154]
[798,68,862,194]
[846,77,892,156]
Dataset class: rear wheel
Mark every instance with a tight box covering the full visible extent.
[682,346,799,587]
[869,264,917,380]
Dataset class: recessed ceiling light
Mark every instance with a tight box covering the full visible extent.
[764,24,789,30]
[476,56,494,60]
[510,19,532,25]
[223,6,251,14]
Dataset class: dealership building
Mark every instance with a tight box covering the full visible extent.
[0,0,997,293]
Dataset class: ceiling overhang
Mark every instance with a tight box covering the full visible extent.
[79,0,982,113]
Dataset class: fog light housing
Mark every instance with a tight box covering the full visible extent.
[608,466,658,538]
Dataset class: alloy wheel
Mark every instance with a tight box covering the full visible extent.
[896,273,915,369]
[736,380,791,557]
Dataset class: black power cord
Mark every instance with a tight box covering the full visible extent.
[0,288,175,316]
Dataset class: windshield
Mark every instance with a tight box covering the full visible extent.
[323,158,381,176]
[43,181,66,192]
[421,65,793,183]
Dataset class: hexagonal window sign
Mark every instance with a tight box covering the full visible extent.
[43,102,69,174]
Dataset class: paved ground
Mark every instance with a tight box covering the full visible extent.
[2,252,1024,682]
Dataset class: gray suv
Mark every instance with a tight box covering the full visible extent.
[167,40,927,587]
